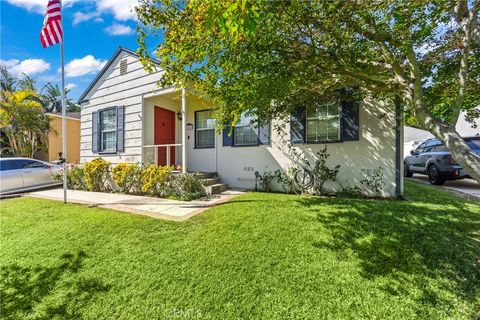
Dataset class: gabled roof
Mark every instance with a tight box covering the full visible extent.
[78,47,161,103]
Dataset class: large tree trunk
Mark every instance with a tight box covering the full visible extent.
[419,111,480,183]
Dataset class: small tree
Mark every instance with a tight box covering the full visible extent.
[0,90,50,157]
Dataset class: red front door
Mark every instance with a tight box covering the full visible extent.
[154,106,176,166]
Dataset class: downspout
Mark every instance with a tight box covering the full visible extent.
[395,96,404,197]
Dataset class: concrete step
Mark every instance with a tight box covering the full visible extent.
[204,177,221,186]
[205,183,228,195]
[192,171,218,179]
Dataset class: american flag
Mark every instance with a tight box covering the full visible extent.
[40,0,63,48]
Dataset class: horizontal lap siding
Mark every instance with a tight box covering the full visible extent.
[80,51,163,164]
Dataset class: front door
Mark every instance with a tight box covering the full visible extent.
[154,106,176,166]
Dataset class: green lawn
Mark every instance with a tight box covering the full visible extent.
[1,181,479,319]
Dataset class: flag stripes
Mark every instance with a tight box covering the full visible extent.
[40,0,62,48]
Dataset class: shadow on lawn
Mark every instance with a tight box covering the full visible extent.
[0,250,111,319]
[297,192,480,307]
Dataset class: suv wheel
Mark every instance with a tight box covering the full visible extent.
[428,165,445,185]
[404,162,413,177]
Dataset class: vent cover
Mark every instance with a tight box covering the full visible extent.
[120,59,127,75]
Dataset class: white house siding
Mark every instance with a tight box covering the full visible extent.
[80,51,163,164]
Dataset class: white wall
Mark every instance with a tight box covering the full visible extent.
[214,97,398,197]
[80,51,163,164]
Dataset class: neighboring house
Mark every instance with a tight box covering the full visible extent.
[79,48,403,197]
[404,109,480,156]
[37,112,81,163]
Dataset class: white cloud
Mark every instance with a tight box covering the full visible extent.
[0,58,51,76]
[105,23,134,36]
[65,83,78,90]
[6,0,80,14]
[97,0,139,21]
[72,11,103,26]
[63,55,107,78]
[7,0,139,22]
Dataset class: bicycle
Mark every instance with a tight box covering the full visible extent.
[292,165,315,195]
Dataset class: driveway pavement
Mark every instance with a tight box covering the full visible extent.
[409,175,480,200]
[25,188,244,221]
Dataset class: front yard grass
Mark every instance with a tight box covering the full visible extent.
[1,181,479,319]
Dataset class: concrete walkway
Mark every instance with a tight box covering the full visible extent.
[26,188,244,221]
[409,176,480,201]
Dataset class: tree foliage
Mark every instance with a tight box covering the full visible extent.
[136,0,480,181]
[0,90,50,157]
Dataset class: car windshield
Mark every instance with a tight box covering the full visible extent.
[465,139,480,150]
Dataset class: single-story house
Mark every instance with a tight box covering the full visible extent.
[36,112,81,163]
[79,48,403,197]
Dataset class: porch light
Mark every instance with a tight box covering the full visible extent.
[177,111,182,121]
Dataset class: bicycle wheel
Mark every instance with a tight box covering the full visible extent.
[293,168,314,191]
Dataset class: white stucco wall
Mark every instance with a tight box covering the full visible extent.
[214,97,398,197]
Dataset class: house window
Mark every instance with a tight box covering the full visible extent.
[195,110,215,148]
[234,114,258,146]
[100,108,117,152]
[306,102,340,143]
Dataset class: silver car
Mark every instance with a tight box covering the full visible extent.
[0,157,62,195]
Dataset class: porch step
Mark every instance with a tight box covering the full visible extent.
[192,171,218,179]
[204,177,221,186]
[189,171,227,195]
[205,183,229,195]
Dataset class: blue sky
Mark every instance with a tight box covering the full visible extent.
[1,0,159,101]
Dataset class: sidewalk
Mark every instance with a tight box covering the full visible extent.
[26,188,244,221]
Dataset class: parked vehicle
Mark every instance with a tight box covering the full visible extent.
[0,158,62,195]
[404,136,480,185]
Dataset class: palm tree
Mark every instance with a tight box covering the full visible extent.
[0,65,17,93]
[41,83,80,113]
[0,90,50,157]
[18,73,36,91]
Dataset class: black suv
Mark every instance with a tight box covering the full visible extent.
[404,136,480,185]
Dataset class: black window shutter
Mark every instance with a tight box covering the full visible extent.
[342,101,360,141]
[222,126,233,146]
[258,122,270,145]
[116,106,125,152]
[92,111,99,153]
[290,106,305,144]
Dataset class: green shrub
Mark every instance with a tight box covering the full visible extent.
[141,165,174,197]
[361,167,385,197]
[258,171,275,192]
[172,173,205,200]
[311,145,340,194]
[112,162,142,194]
[83,158,111,192]
[53,164,86,190]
